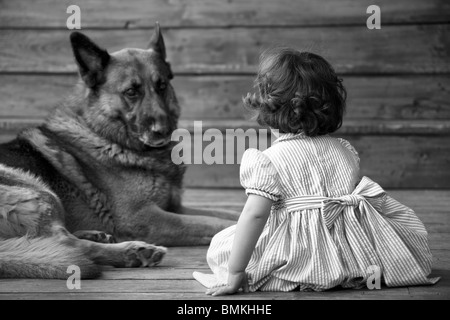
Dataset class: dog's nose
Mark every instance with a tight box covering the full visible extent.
[151,122,165,135]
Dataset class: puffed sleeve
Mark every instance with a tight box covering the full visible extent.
[239,148,281,201]
[337,138,360,164]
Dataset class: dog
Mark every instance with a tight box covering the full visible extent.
[0,24,236,279]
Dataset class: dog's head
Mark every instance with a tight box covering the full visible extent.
[69,23,179,150]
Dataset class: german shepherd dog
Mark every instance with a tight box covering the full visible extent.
[0,24,236,279]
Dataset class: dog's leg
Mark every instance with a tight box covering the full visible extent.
[75,239,167,268]
[181,206,239,221]
[62,228,166,267]
[73,230,116,243]
[60,227,166,267]
[73,229,169,266]
[114,205,235,246]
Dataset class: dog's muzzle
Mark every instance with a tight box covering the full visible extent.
[139,131,171,148]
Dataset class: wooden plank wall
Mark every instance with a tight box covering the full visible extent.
[0,0,449,188]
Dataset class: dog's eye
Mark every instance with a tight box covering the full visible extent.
[124,88,138,98]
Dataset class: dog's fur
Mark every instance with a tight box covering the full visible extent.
[0,25,236,279]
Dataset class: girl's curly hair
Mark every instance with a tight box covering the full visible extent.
[243,48,346,136]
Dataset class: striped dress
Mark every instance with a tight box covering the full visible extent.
[193,132,439,291]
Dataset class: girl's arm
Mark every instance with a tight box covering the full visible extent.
[206,194,273,296]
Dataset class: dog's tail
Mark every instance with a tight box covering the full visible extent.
[0,235,101,279]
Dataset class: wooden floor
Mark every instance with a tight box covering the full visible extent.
[0,188,449,300]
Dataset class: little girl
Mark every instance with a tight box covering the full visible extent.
[193,47,439,295]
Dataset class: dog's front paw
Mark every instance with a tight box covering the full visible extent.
[123,242,167,267]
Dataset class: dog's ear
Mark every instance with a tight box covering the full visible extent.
[148,22,167,60]
[70,32,110,88]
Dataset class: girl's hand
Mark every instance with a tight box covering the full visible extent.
[206,272,249,296]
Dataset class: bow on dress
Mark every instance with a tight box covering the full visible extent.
[284,176,386,229]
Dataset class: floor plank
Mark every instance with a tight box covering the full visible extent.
[1,26,449,74]
[0,290,416,300]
